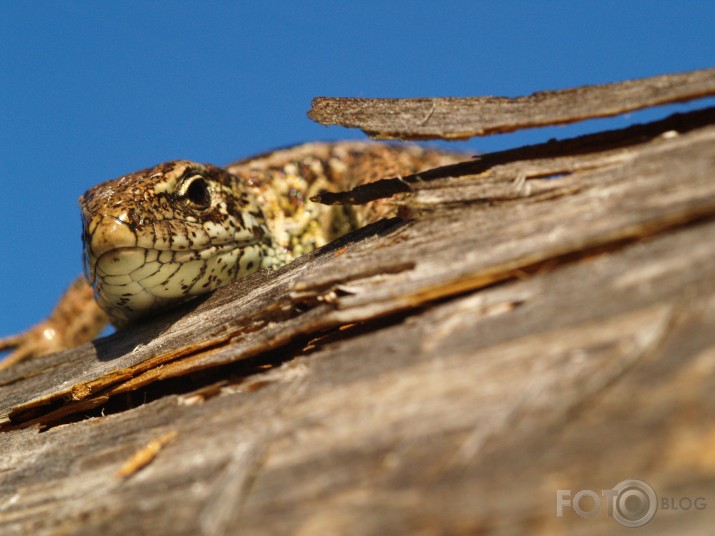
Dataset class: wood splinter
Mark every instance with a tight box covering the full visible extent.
[115,430,179,479]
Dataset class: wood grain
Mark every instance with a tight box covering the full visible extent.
[2,76,715,535]
[309,67,715,139]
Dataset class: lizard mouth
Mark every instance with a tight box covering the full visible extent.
[87,243,264,325]
[78,160,277,325]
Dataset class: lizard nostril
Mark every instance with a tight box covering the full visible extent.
[185,178,211,209]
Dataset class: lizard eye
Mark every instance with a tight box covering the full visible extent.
[184,177,211,209]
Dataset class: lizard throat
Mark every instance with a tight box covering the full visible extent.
[85,242,272,325]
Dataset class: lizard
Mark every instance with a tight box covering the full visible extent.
[0,142,465,370]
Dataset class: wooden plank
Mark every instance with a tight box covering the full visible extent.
[308,67,715,139]
[2,212,714,535]
[2,84,715,535]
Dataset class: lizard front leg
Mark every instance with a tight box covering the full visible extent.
[0,276,108,369]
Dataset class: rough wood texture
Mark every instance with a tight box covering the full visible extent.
[309,67,715,139]
[2,74,715,535]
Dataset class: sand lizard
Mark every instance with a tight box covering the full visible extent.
[0,142,463,369]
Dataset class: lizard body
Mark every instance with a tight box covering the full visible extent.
[0,142,464,368]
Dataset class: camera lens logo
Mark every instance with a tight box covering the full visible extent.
[609,479,657,528]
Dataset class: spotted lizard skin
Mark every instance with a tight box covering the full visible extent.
[0,142,464,368]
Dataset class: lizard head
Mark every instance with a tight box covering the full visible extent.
[80,160,277,325]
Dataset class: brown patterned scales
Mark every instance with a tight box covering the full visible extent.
[0,142,463,369]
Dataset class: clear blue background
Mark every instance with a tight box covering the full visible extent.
[1,1,714,344]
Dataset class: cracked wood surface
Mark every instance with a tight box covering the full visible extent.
[2,98,715,534]
[309,67,715,139]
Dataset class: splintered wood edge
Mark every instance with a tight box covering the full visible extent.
[8,195,715,428]
[5,100,715,429]
[312,105,715,206]
[308,67,715,140]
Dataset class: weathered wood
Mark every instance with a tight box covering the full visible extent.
[313,105,715,206]
[308,67,715,139]
[2,78,715,535]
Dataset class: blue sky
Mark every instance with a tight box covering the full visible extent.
[1,1,714,344]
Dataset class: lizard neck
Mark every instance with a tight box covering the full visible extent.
[225,141,462,262]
